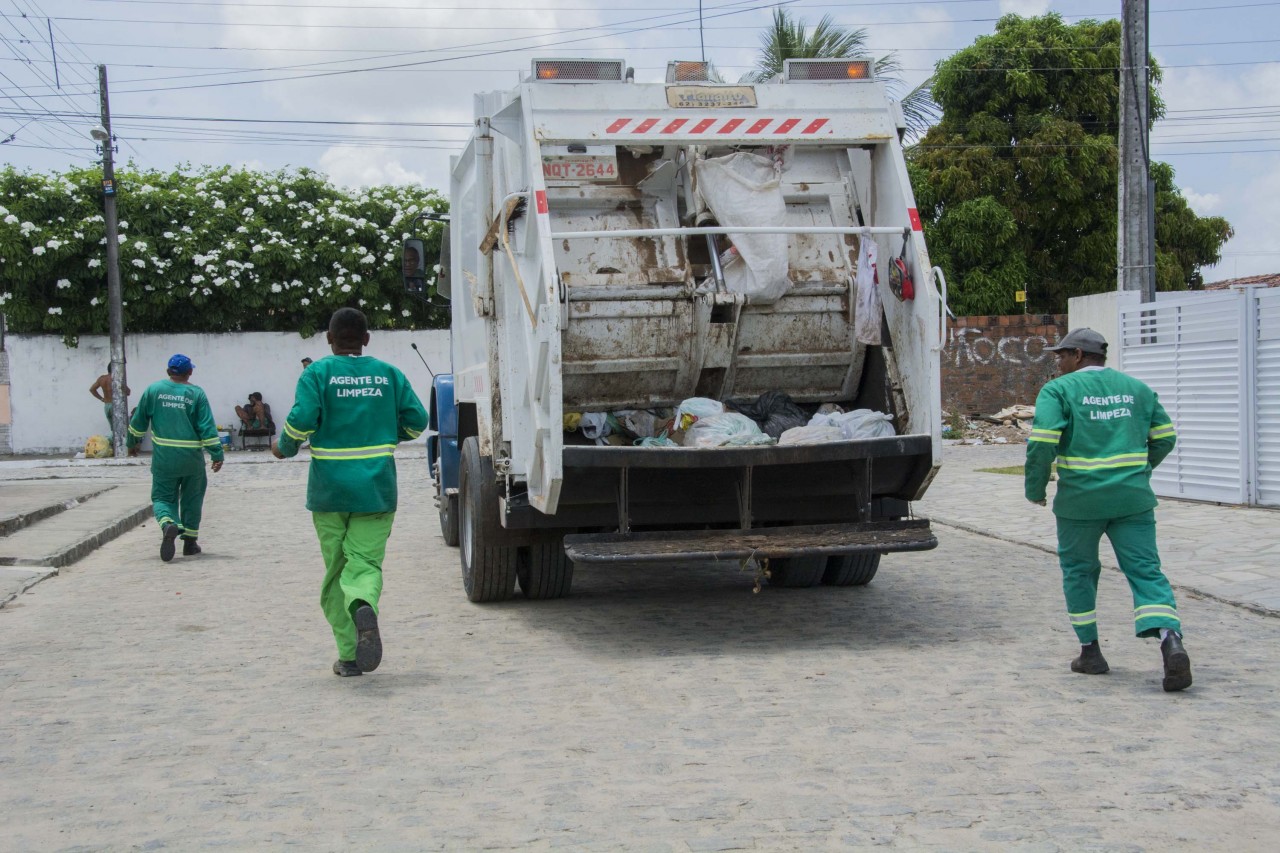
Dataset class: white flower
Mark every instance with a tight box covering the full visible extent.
[191,274,205,284]
[163,231,175,239]
[32,246,45,255]
[20,221,36,234]
[214,276,228,287]
[220,174,232,183]
[3,214,16,224]
[360,254,375,265]
[300,297,310,306]
[131,259,145,268]
[118,220,128,230]
[271,283,282,293]
[213,199,226,210]
[90,297,99,306]
[0,204,6,215]
[47,306,62,315]
[257,195,269,205]
[432,264,442,274]
[133,240,147,250]
[242,207,254,216]
[252,244,264,253]
[236,225,249,234]
[382,303,391,311]
[88,258,101,268]
[46,239,62,249]
[340,284,352,293]
[401,309,411,317]
[357,299,366,306]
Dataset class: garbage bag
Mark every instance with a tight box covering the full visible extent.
[809,408,895,440]
[778,425,846,446]
[728,391,809,439]
[579,413,611,442]
[636,435,679,447]
[673,397,725,431]
[615,410,664,440]
[693,152,791,305]
[84,435,113,459]
[683,413,775,448]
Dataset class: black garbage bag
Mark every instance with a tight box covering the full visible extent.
[727,391,809,439]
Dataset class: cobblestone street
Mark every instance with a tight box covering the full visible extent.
[1,456,1278,850]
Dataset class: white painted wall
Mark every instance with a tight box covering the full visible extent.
[5,329,450,454]
[1068,290,1140,362]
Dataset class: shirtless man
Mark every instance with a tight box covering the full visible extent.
[89,363,131,428]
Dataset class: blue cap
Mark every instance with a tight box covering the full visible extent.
[167,353,194,374]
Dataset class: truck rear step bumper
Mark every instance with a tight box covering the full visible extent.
[563,519,936,564]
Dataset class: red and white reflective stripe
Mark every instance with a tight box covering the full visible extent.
[535,190,548,215]
[607,117,832,135]
[908,207,922,231]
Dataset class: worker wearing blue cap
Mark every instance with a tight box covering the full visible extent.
[127,354,224,562]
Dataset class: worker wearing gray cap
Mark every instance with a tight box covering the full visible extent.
[1025,328,1191,692]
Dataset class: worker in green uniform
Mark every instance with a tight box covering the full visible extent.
[272,308,427,678]
[1026,328,1191,692]
[127,354,224,562]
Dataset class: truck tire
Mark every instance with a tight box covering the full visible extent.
[439,492,460,547]
[766,555,826,588]
[458,437,517,602]
[822,552,880,587]
[517,536,574,600]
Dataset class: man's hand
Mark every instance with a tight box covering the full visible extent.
[211,459,223,473]
[270,440,285,460]
[1030,498,1047,506]
[127,446,139,458]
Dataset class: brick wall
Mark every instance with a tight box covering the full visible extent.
[941,314,1067,415]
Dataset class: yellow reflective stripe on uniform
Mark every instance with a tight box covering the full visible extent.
[201,437,222,446]
[309,443,397,461]
[128,425,146,437]
[1149,423,1176,439]
[1029,429,1061,444]
[404,427,423,439]
[1068,610,1097,626]
[283,421,312,441]
[1056,452,1149,470]
[151,436,205,448]
[183,528,199,536]
[1134,604,1179,622]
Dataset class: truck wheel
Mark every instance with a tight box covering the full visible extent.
[459,437,517,602]
[766,555,826,588]
[439,492,460,547]
[517,536,574,600]
[822,552,880,586]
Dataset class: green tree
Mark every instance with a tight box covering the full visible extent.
[745,9,939,138]
[0,164,448,343]
[909,13,1232,315]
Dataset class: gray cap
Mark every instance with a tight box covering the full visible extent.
[1045,328,1108,356]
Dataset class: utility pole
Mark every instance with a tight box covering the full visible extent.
[1118,0,1155,303]
[94,65,128,457]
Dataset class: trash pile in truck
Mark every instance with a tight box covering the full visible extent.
[564,392,896,449]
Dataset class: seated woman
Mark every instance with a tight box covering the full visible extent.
[235,392,270,430]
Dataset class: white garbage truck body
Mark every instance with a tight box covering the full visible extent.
[426,58,946,600]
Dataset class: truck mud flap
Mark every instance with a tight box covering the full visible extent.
[563,519,936,564]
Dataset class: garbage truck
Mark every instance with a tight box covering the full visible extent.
[408,57,948,602]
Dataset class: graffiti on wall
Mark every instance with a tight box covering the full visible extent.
[947,327,1062,368]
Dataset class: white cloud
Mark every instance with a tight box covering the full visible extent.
[999,1,1051,15]
[1181,188,1222,214]
[318,147,431,190]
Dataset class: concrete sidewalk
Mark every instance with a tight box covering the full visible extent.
[920,444,1280,617]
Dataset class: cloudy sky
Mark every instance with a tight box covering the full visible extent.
[3,0,1277,281]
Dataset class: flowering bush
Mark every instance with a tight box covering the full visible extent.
[0,164,447,342]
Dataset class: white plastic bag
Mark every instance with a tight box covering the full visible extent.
[854,238,882,345]
[778,425,846,446]
[810,408,896,440]
[694,153,791,305]
[683,412,774,447]
[673,397,726,431]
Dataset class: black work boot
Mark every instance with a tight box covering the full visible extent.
[1161,632,1193,692]
[1071,640,1110,675]
[332,660,362,677]
[160,523,181,563]
[354,604,382,673]
[182,538,201,557]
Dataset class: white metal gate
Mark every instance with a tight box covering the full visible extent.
[1119,288,1279,507]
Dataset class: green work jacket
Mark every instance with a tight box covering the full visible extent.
[127,379,223,477]
[1025,366,1177,520]
[277,354,427,513]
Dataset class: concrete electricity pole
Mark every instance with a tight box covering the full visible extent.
[1118,0,1156,303]
[93,65,128,457]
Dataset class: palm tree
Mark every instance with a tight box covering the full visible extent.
[743,9,939,139]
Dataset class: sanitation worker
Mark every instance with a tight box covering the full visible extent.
[1025,328,1190,692]
[127,354,224,561]
[272,308,427,678]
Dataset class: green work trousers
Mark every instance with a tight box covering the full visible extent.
[313,511,396,661]
[104,402,114,428]
[151,469,208,541]
[1056,509,1181,643]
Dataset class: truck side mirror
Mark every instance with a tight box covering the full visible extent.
[436,224,451,301]
[402,238,427,294]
